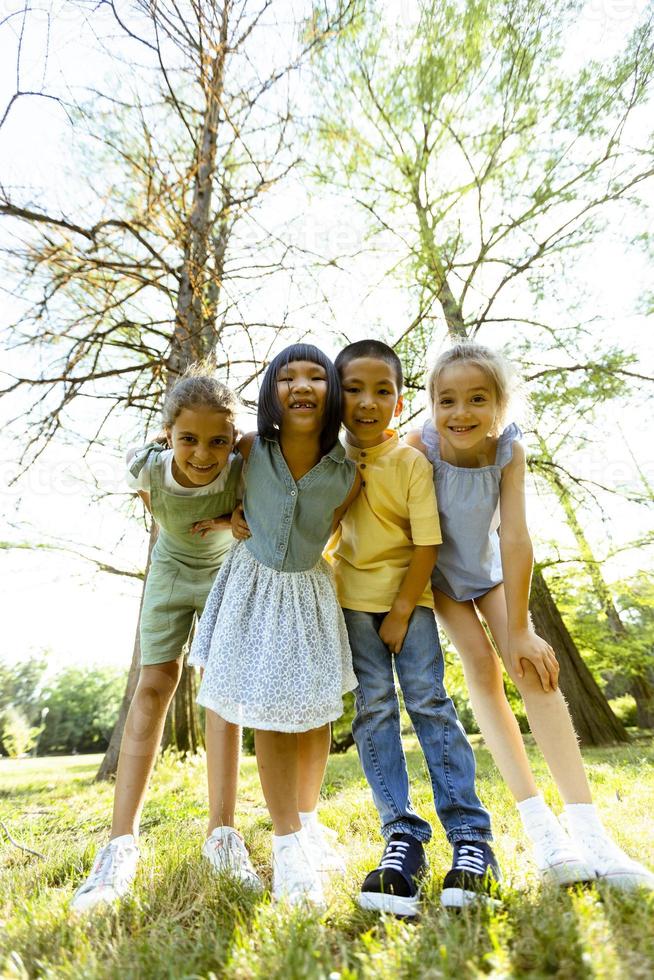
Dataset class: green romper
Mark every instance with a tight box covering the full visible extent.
[130,446,242,666]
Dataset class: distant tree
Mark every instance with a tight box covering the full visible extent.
[0,656,47,727]
[39,666,126,755]
[0,707,43,759]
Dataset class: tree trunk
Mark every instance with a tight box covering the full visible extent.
[98,9,232,767]
[170,2,229,376]
[168,662,203,755]
[535,433,653,728]
[96,524,156,781]
[630,673,654,729]
[165,16,230,752]
[529,567,629,745]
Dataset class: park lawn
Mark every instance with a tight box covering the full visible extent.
[1,738,653,979]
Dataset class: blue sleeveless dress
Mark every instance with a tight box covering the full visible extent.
[421,420,523,602]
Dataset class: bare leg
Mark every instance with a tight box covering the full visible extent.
[297,723,330,813]
[477,587,592,804]
[205,710,241,834]
[110,658,183,838]
[254,730,300,835]
[433,588,539,802]
[201,668,241,833]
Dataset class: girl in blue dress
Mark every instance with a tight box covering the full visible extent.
[190,344,360,906]
[408,341,653,891]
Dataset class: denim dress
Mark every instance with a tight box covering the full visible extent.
[421,420,523,602]
[190,436,358,732]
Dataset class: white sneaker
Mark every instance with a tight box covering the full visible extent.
[272,829,325,907]
[569,829,654,890]
[304,820,346,876]
[202,827,262,891]
[529,819,595,886]
[71,835,139,913]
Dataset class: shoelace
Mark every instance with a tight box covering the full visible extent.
[86,844,125,890]
[379,840,410,873]
[536,825,580,864]
[452,844,486,875]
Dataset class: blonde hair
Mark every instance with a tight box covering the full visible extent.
[426,342,516,433]
[162,360,239,429]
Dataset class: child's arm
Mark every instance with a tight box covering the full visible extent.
[499,442,560,692]
[224,432,258,540]
[331,470,362,532]
[379,544,439,654]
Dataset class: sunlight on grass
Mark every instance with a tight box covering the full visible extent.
[1,741,653,978]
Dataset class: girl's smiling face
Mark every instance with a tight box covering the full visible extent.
[275,360,328,430]
[166,405,235,487]
[435,362,498,452]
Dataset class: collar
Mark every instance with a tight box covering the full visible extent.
[344,429,398,461]
[263,434,349,464]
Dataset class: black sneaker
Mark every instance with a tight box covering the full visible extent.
[357,833,427,917]
[441,840,501,909]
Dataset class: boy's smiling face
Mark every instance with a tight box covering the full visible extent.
[340,356,403,449]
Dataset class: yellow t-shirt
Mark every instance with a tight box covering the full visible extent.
[326,431,442,612]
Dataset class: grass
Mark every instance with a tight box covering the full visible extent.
[1,737,653,979]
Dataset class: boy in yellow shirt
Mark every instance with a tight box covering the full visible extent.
[328,340,499,916]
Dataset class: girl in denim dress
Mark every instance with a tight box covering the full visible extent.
[190,344,360,906]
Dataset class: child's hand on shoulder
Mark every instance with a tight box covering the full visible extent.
[378,608,410,655]
[509,629,559,692]
[190,516,232,538]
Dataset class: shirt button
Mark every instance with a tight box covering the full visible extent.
[362,480,366,487]
[290,490,296,496]
[360,463,366,469]
[360,451,366,457]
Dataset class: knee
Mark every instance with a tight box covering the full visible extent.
[510,661,559,698]
[354,688,397,729]
[137,659,183,699]
[464,650,504,692]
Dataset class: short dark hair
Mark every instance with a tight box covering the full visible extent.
[334,339,403,392]
[257,343,342,455]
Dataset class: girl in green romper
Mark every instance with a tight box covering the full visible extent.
[72,366,260,914]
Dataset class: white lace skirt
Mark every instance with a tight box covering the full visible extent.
[189,542,357,732]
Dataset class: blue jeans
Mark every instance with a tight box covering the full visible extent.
[344,606,493,845]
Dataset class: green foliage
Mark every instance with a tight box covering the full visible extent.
[0,707,43,758]
[0,659,125,756]
[610,695,639,728]
[0,655,47,725]
[549,569,654,684]
[2,745,654,977]
[37,666,127,756]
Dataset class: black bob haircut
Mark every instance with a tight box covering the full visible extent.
[257,343,342,456]
[334,339,403,392]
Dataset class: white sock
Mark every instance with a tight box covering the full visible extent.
[563,803,604,837]
[299,810,318,829]
[109,834,137,848]
[517,795,561,842]
[272,829,306,853]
